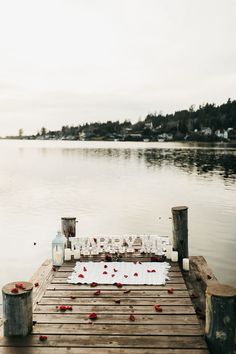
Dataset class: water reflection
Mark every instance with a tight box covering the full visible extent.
[142,149,236,182]
[59,147,236,183]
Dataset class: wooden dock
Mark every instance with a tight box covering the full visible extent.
[0,254,209,354]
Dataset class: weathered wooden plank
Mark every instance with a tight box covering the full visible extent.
[33,313,200,324]
[50,280,188,289]
[30,259,55,310]
[46,286,188,295]
[44,291,188,303]
[34,304,195,314]
[32,323,203,335]
[0,334,207,348]
[0,348,210,354]
[39,297,192,305]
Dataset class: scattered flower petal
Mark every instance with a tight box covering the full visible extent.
[11,287,19,294]
[34,282,39,287]
[155,305,163,312]
[151,269,156,273]
[124,275,128,278]
[59,305,67,311]
[94,290,101,295]
[114,299,121,304]
[113,269,118,272]
[90,282,97,287]
[15,283,25,290]
[52,266,57,272]
[103,271,108,275]
[104,265,108,268]
[116,283,123,288]
[133,272,138,276]
[111,274,115,277]
[88,312,97,320]
[167,288,174,294]
[129,314,135,321]
[83,267,87,272]
[78,274,84,278]
[39,335,47,341]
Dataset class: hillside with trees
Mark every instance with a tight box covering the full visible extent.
[7,98,236,142]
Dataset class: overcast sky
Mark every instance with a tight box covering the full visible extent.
[0,0,235,136]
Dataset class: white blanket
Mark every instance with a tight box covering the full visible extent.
[67,261,170,285]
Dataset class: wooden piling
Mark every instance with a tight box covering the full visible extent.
[2,281,33,336]
[61,217,77,247]
[172,206,188,263]
[205,283,236,354]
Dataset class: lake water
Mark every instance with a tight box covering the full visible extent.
[0,139,236,303]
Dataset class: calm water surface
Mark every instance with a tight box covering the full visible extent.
[0,140,235,304]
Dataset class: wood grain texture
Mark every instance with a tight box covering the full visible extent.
[0,257,209,353]
[0,348,210,354]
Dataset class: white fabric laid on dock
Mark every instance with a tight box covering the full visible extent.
[67,261,170,285]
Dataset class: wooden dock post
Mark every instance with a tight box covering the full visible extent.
[205,283,236,354]
[61,217,77,247]
[172,206,188,263]
[2,281,33,336]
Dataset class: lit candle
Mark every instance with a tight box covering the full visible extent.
[171,251,178,262]
[73,250,80,260]
[165,245,172,259]
[64,248,72,261]
[182,258,189,271]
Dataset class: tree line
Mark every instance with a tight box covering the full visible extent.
[13,98,236,141]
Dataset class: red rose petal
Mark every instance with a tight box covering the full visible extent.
[104,265,108,268]
[59,305,67,311]
[90,282,97,287]
[88,312,97,320]
[94,290,101,295]
[39,335,47,341]
[103,271,108,275]
[167,288,174,294]
[124,275,128,278]
[78,274,84,278]
[113,269,118,272]
[15,283,25,290]
[154,304,161,309]
[129,314,135,321]
[134,272,138,276]
[34,282,39,287]
[151,269,156,273]
[111,274,115,277]
[147,270,151,273]
[155,306,163,312]
[83,267,87,272]
[11,287,19,294]
[138,261,142,264]
[66,306,73,311]
[116,282,123,288]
